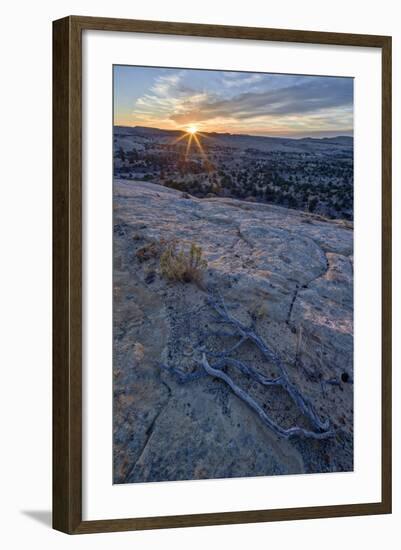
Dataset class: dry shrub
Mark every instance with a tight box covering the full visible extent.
[160,241,207,287]
[132,342,145,362]
[136,239,167,262]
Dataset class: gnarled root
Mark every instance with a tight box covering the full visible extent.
[206,293,331,434]
[199,354,334,440]
[161,292,335,440]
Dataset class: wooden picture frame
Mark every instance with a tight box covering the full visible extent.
[53,15,392,534]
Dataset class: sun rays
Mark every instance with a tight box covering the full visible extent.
[171,126,212,169]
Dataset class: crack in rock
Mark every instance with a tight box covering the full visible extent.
[286,284,300,325]
[286,248,330,327]
[125,382,171,481]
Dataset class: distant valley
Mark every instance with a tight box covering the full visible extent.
[114,125,353,220]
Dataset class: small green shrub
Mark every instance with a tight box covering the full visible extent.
[160,241,207,287]
[251,301,268,320]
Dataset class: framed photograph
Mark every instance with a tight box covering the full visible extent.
[53,16,392,534]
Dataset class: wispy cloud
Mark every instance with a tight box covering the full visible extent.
[221,72,264,88]
[115,67,353,137]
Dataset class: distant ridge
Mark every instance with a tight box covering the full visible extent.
[114,125,353,143]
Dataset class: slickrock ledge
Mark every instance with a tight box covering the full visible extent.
[113,179,353,483]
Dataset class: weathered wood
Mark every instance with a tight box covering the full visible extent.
[200,355,334,440]
[207,293,331,432]
[162,292,334,439]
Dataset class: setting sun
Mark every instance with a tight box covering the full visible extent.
[187,125,198,135]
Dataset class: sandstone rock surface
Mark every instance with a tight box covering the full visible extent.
[113,180,353,483]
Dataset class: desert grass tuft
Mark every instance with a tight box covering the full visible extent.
[160,241,207,288]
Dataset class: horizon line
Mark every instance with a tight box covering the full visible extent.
[114,124,354,141]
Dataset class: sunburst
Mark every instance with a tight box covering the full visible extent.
[171,125,213,170]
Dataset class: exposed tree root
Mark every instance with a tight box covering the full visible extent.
[200,354,333,440]
[161,292,335,440]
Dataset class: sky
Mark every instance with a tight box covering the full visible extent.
[114,65,353,138]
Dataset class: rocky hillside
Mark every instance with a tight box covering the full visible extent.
[114,126,354,221]
[113,179,353,483]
